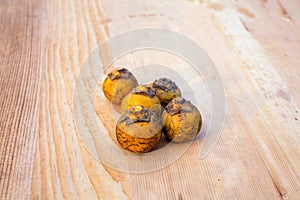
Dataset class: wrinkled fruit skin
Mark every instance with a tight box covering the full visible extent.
[116,106,162,153]
[121,85,162,116]
[162,97,202,143]
[150,78,181,107]
[103,68,138,105]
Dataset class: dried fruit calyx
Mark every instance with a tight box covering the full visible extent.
[165,97,193,115]
[108,67,131,80]
[153,78,178,92]
[120,105,151,125]
[131,85,156,98]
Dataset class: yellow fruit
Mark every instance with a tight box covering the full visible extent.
[150,78,181,106]
[121,85,162,116]
[162,97,202,143]
[116,105,162,153]
[103,68,138,105]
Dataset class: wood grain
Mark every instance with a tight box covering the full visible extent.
[0,0,45,199]
[0,0,300,199]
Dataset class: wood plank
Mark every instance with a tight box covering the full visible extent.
[0,0,45,199]
[31,0,128,199]
[0,0,299,199]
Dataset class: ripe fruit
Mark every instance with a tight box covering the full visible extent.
[102,67,138,105]
[162,97,202,143]
[121,85,162,115]
[150,77,181,107]
[116,105,162,153]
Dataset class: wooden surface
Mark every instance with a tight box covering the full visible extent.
[1,0,300,199]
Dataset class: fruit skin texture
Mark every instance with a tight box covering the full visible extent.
[121,85,162,116]
[103,68,138,105]
[162,97,202,143]
[116,105,162,153]
[150,78,181,107]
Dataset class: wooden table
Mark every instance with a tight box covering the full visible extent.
[1,0,300,199]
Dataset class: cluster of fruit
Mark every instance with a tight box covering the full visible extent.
[102,67,202,153]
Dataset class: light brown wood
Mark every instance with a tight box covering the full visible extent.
[1,0,300,199]
[0,0,45,199]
